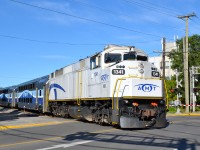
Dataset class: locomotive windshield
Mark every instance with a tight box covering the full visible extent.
[123,52,147,61]
[104,53,121,63]
[137,55,148,61]
[123,52,136,60]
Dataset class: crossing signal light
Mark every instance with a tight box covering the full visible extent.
[174,88,178,93]
[193,88,200,95]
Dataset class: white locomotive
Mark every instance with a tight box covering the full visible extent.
[47,45,166,128]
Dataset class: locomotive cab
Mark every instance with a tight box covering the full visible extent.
[99,45,166,128]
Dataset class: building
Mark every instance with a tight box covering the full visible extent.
[149,41,177,79]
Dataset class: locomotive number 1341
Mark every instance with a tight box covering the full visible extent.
[112,69,125,75]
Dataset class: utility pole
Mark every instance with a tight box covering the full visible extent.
[162,37,166,102]
[178,13,196,113]
[153,38,167,106]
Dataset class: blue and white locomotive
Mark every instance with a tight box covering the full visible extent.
[0,45,167,128]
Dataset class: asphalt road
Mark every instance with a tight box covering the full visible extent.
[0,109,200,150]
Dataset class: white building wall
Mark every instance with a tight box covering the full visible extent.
[149,41,177,79]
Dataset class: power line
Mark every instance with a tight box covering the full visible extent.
[9,0,164,38]
[70,0,184,32]
[68,0,119,16]
[0,76,33,80]
[0,34,104,45]
[188,16,200,35]
[196,15,200,22]
[122,0,178,18]
[179,14,200,35]
[121,0,185,37]
[191,18,200,27]
[0,34,162,45]
[138,0,182,15]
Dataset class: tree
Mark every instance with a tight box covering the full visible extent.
[165,79,176,102]
[168,34,200,104]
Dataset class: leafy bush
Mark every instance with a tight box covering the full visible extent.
[167,106,177,113]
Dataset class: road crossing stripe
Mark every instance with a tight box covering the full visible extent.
[0,120,76,131]
[36,140,93,150]
[0,128,117,148]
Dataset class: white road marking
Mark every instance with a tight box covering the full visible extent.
[36,140,93,150]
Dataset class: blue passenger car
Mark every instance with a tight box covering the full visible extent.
[0,86,17,107]
[16,75,48,112]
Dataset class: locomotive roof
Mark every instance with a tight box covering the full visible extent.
[103,44,148,56]
[0,85,17,91]
[77,44,148,63]
[51,44,148,74]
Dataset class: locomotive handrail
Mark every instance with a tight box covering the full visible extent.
[112,76,163,110]
[116,79,125,109]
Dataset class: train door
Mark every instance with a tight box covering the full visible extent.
[36,87,38,110]
[76,70,82,105]
[42,84,47,113]
[11,91,15,108]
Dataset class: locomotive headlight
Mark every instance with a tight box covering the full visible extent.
[151,102,158,107]
[138,69,144,74]
[160,100,165,105]
[138,62,144,68]
[116,65,125,68]
[124,100,129,104]
[132,102,139,107]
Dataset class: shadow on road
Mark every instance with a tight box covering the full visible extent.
[0,108,199,150]
[0,121,199,150]
[0,107,39,122]
[64,131,199,150]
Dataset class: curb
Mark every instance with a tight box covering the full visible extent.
[167,113,200,117]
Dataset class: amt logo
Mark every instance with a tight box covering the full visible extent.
[49,83,65,100]
[101,74,109,81]
[135,84,159,92]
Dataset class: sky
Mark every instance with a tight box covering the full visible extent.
[1,0,200,87]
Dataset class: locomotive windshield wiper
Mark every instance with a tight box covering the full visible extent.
[107,59,121,67]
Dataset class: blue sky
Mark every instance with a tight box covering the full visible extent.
[1,0,200,87]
